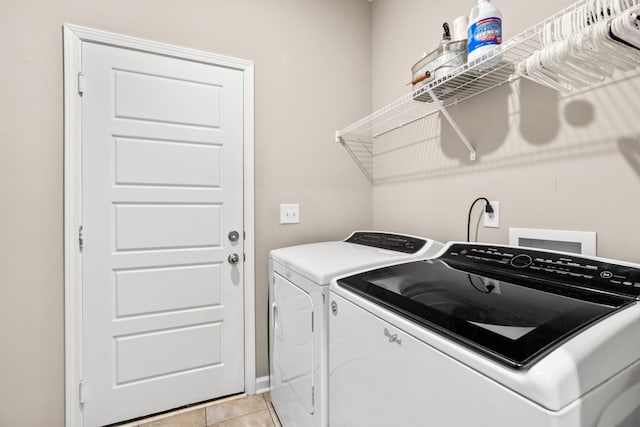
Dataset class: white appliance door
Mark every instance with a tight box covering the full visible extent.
[272,273,315,415]
[81,41,245,426]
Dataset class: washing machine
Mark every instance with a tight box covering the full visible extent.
[268,231,443,427]
[329,242,640,427]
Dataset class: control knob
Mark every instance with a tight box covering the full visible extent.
[510,254,533,268]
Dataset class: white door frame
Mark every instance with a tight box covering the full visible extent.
[63,24,256,427]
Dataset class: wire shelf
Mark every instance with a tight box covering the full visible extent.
[336,0,634,182]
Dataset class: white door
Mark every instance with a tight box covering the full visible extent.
[81,41,244,426]
[272,274,315,414]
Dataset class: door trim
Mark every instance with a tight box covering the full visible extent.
[63,24,256,427]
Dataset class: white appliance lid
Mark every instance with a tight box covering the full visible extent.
[270,239,436,285]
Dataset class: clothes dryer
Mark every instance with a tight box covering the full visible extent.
[268,231,442,427]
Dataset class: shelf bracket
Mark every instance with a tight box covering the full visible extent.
[427,88,476,161]
[335,130,373,183]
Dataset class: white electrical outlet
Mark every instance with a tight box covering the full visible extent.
[280,203,300,224]
[483,201,500,228]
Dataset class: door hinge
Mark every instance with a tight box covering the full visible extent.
[78,225,84,251]
[311,386,315,407]
[79,380,86,404]
[311,312,314,332]
[243,231,246,240]
[77,72,86,96]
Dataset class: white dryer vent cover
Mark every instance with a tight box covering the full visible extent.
[509,227,596,256]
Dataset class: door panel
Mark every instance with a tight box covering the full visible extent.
[114,204,222,250]
[82,41,244,426]
[115,138,221,187]
[115,263,222,317]
[113,69,222,127]
[115,322,223,384]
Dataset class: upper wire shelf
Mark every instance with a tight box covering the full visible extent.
[336,0,639,182]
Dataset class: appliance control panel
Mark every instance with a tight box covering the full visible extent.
[345,232,427,254]
[443,243,640,299]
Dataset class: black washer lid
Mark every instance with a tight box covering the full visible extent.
[337,255,633,369]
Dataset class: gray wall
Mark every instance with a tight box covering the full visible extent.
[371,0,640,263]
[0,1,372,426]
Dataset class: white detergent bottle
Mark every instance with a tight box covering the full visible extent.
[467,0,503,69]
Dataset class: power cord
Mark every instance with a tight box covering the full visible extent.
[467,197,494,242]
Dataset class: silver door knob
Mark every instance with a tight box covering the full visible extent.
[228,230,240,242]
[228,253,240,264]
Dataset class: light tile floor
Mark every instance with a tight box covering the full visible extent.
[114,392,281,427]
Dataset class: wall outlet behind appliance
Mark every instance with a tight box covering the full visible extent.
[483,201,500,228]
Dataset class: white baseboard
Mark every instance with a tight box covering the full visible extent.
[255,375,270,394]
